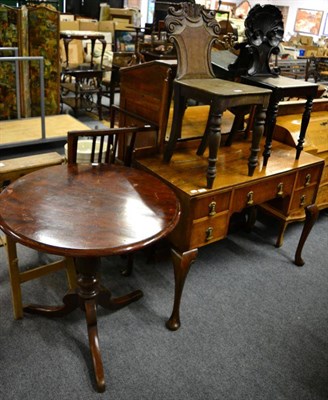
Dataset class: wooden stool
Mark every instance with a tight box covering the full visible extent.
[0,152,64,190]
[0,152,77,319]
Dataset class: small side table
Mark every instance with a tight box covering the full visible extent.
[0,163,180,392]
[60,31,107,119]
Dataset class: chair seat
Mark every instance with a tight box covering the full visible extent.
[177,78,271,99]
[240,74,319,165]
[241,75,318,91]
[166,77,272,188]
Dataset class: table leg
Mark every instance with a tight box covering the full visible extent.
[85,298,105,392]
[294,204,319,267]
[24,256,143,393]
[166,248,198,331]
[24,290,79,317]
[97,284,143,310]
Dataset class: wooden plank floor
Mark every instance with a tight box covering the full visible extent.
[0,114,90,145]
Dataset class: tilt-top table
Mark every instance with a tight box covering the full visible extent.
[0,163,180,392]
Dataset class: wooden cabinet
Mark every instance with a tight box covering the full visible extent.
[137,141,324,252]
[136,138,324,330]
[142,146,323,254]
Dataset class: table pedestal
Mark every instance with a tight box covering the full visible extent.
[23,257,143,392]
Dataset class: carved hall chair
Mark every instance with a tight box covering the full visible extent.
[228,4,319,167]
[163,2,272,189]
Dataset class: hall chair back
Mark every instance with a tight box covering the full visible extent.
[169,4,216,81]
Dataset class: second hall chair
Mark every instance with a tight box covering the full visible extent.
[228,4,319,167]
[163,2,272,189]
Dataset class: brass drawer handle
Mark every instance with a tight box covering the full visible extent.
[277,182,284,197]
[246,191,254,206]
[300,194,306,207]
[208,201,216,216]
[205,227,214,241]
[305,173,311,187]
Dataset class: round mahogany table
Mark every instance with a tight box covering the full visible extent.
[0,163,180,392]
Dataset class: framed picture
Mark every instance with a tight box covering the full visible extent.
[294,8,324,36]
[114,30,136,52]
[323,14,328,36]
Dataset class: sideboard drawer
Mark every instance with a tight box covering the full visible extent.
[192,190,231,219]
[231,173,295,213]
[190,212,229,248]
[290,186,317,211]
[295,165,322,189]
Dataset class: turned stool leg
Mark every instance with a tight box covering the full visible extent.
[164,85,186,163]
[296,96,313,160]
[248,104,267,176]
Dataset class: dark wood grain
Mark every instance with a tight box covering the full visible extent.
[0,163,180,392]
[0,164,180,257]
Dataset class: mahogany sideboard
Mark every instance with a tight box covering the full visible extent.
[118,59,325,331]
[136,137,324,331]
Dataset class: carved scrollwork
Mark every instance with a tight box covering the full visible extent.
[243,4,284,76]
[245,4,284,47]
[165,2,220,36]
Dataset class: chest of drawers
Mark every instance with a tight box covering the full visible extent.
[137,137,324,330]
